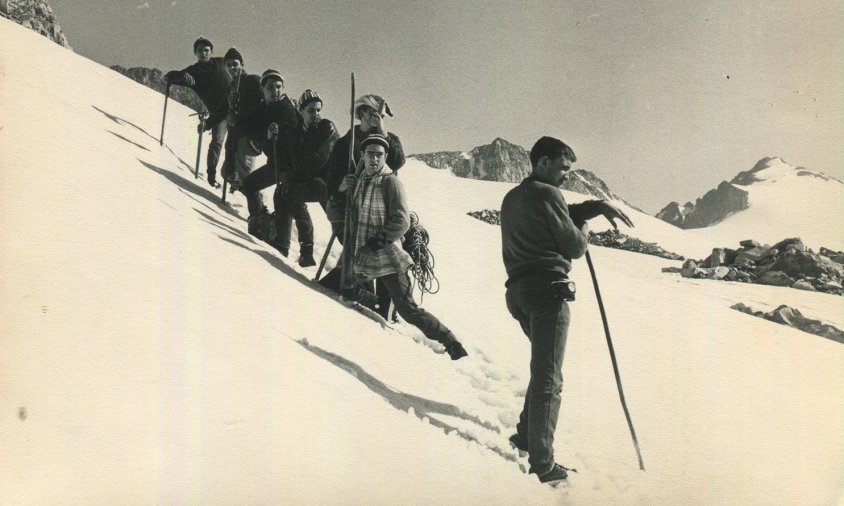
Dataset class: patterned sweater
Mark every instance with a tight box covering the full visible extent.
[348,168,413,284]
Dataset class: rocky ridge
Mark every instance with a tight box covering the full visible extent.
[110,65,204,113]
[412,138,637,208]
[1,0,70,48]
[656,156,842,230]
[656,180,748,229]
[466,210,682,260]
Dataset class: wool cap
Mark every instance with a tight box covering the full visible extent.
[224,47,243,64]
[260,69,284,87]
[360,131,390,152]
[193,37,213,52]
[354,94,393,119]
[298,89,322,109]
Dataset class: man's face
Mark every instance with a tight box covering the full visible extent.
[358,106,383,132]
[262,78,284,103]
[363,144,387,175]
[301,101,322,128]
[536,155,573,187]
[195,45,212,63]
[224,59,243,78]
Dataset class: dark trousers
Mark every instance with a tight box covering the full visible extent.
[380,272,455,345]
[273,179,326,250]
[505,272,570,475]
[242,163,276,216]
[206,119,227,176]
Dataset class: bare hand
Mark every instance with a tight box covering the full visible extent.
[598,200,634,229]
[267,122,279,140]
[183,72,196,86]
[338,174,357,192]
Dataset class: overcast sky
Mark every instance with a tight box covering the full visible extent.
[49,0,843,212]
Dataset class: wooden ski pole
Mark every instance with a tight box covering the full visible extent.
[194,109,207,178]
[314,232,337,282]
[585,250,645,471]
[159,82,171,146]
[339,72,356,296]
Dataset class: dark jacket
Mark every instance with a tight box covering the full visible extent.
[296,119,339,182]
[239,95,301,173]
[501,176,604,282]
[226,73,264,137]
[326,126,405,202]
[165,57,231,122]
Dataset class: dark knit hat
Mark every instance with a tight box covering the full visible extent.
[260,69,284,86]
[193,37,213,52]
[224,47,243,64]
[298,89,322,109]
[360,130,390,151]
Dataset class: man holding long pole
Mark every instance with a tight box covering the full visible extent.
[164,37,231,186]
[500,136,634,485]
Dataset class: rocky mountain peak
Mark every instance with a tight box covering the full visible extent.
[410,138,636,207]
[1,0,70,48]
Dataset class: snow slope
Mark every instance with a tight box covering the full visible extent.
[2,19,844,505]
[687,157,844,253]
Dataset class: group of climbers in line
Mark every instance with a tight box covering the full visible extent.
[165,37,468,361]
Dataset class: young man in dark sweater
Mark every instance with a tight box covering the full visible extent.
[164,37,231,186]
[501,136,633,485]
[219,48,264,190]
[241,88,339,266]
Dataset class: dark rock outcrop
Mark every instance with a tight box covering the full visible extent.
[1,0,70,48]
[466,210,682,260]
[411,138,639,209]
[413,138,531,182]
[656,181,748,229]
[110,65,204,113]
[731,303,844,344]
[670,237,844,296]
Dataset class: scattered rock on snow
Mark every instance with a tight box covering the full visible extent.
[731,303,844,344]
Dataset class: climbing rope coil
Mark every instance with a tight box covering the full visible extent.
[402,211,440,301]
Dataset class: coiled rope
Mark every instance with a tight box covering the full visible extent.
[402,211,440,301]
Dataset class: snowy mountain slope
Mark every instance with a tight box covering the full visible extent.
[672,157,844,252]
[2,18,843,506]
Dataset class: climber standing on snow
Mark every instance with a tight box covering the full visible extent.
[500,136,633,484]
[319,94,405,314]
[164,37,232,187]
[219,48,264,191]
[340,131,467,361]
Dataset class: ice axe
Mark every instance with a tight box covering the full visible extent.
[159,81,171,146]
[585,248,645,471]
[192,109,207,179]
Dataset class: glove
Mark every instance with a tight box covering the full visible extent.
[182,72,196,86]
[366,233,387,251]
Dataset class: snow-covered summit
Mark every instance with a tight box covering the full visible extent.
[657,156,843,252]
[731,156,842,186]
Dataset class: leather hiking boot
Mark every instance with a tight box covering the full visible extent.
[444,340,468,360]
[509,434,528,455]
[297,243,316,267]
[538,463,571,484]
[207,172,220,188]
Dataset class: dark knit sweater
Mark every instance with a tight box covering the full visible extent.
[165,57,231,121]
[501,176,604,283]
